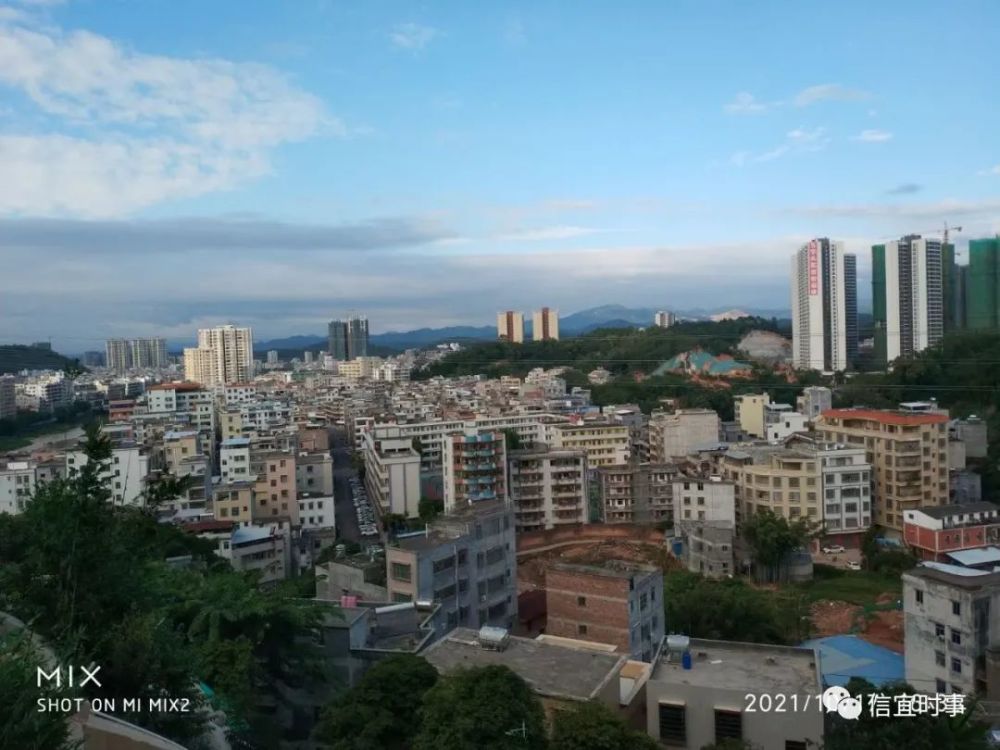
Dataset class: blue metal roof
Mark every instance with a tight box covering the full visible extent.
[801,635,904,688]
[946,547,1000,568]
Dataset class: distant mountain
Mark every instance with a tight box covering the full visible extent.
[372,326,496,349]
[560,304,658,332]
[0,345,79,374]
[254,334,326,351]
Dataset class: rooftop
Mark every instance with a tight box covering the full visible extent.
[905,562,1000,588]
[911,501,999,520]
[820,408,949,426]
[801,635,903,687]
[148,381,203,392]
[653,638,821,694]
[423,628,626,702]
[550,560,658,580]
[946,547,1000,567]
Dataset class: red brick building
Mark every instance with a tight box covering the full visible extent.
[902,502,1000,561]
[545,561,663,662]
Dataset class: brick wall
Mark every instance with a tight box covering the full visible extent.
[517,523,663,552]
[545,567,631,651]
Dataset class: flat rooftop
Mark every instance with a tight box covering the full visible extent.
[423,628,625,702]
[653,639,820,694]
[550,560,658,580]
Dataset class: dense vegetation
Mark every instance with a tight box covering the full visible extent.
[0,426,323,748]
[0,344,82,375]
[0,401,97,452]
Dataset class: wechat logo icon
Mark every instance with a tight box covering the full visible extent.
[822,686,861,720]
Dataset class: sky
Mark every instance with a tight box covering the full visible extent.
[1,0,998,352]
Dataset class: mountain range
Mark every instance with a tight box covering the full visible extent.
[254,304,793,353]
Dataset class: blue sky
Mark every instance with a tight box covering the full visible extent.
[1,0,998,350]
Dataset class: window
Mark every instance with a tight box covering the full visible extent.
[951,630,962,646]
[916,590,924,604]
[577,596,587,607]
[951,658,962,674]
[577,624,588,636]
[935,622,945,638]
[936,651,945,667]
[936,679,947,693]
[658,703,685,745]
[952,600,961,616]
[390,562,412,582]
[714,709,742,742]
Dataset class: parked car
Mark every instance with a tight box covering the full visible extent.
[847,560,861,570]
[822,545,846,554]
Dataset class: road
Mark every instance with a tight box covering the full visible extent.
[330,427,362,543]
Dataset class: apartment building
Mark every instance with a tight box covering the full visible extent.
[765,411,809,443]
[442,429,508,512]
[672,476,735,525]
[297,493,335,530]
[545,561,665,662]
[212,480,255,526]
[66,443,149,506]
[655,310,677,328]
[790,238,857,372]
[508,448,589,531]
[599,463,677,524]
[296,452,335,496]
[648,409,721,462]
[734,393,770,438]
[497,310,525,343]
[815,408,949,533]
[647,639,824,750]
[532,307,559,341]
[796,386,832,421]
[105,337,168,374]
[162,429,208,479]
[0,375,16,420]
[224,524,290,584]
[904,563,1000,698]
[546,419,630,468]
[0,460,36,515]
[252,450,298,524]
[386,500,517,630]
[219,437,252,483]
[903,502,1000,561]
[183,325,254,386]
[328,316,369,360]
[363,432,422,518]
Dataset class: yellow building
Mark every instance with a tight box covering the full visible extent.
[734,393,770,438]
[546,420,630,468]
[212,481,255,525]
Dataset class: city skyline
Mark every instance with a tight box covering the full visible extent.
[1,1,998,349]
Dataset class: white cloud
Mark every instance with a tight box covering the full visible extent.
[389,23,439,50]
[0,15,333,217]
[977,164,1000,176]
[496,225,598,242]
[724,92,768,114]
[788,198,1000,221]
[731,127,828,166]
[793,83,870,107]
[854,129,893,143]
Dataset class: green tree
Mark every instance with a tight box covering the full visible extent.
[741,508,817,583]
[314,654,438,749]
[663,571,785,644]
[700,740,764,750]
[414,665,547,750]
[502,428,524,451]
[825,678,989,750]
[550,700,658,750]
[418,496,442,522]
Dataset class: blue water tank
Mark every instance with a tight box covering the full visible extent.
[681,651,692,670]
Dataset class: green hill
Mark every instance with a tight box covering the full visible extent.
[0,345,81,375]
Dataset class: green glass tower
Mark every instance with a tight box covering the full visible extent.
[872,243,887,366]
[941,242,962,331]
[966,237,1000,330]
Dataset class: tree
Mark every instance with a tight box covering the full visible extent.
[741,508,817,583]
[314,654,438,749]
[418,496,442,523]
[663,571,785,644]
[413,665,547,750]
[501,428,523,451]
[700,741,763,750]
[550,700,658,750]
[825,678,990,750]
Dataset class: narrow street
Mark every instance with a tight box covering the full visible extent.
[329,427,361,543]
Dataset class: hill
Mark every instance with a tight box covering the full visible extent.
[0,345,80,375]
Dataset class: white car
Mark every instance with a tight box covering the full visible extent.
[847,561,862,571]
[822,545,846,554]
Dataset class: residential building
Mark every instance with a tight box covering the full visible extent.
[162,430,207,479]
[225,524,289,584]
[266,350,279,365]
[796,386,832,421]
[0,375,15,420]
[386,500,517,630]
[219,437,252,483]
[66,443,149,506]
[734,393,770,438]
[442,428,508,512]
[951,416,988,459]
[328,316,369,360]
[296,452,335,496]
[546,419,630,467]
[599,463,677,524]
[655,310,677,328]
[546,561,664,662]
[766,411,809,443]
[966,237,1000,330]
[15,373,71,413]
[903,563,1000,698]
[0,460,36,515]
[252,450,298,524]
[646,639,824,750]
[316,556,389,601]
[677,523,735,578]
[363,432,422,518]
[105,337,168,374]
[183,325,254,386]
[497,310,525,343]
[790,238,857,371]
[297,493,335,530]
[903,503,1000,561]
[211,480,255,526]
[872,235,945,365]
[672,476,735,526]
[648,409,720,462]
[508,448,589,531]
[532,307,559,341]
[815,408,949,534]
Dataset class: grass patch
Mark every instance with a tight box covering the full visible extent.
[791,564,902,606]
[0,436,31,452]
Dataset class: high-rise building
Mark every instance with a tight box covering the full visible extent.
[81,351,104,368]
[266,350,279,365]
[872,235,944,365]
[442,428,508,512]
[183,325,254,386]
[942,241,963,332]
[532,307,559,341]
[496,310,525,343]
[0,376,15,421]
[508,448,589,531]
[790,238,857,372]
[328,316,369,360]
[654,310,676,328]
[104,337,168,374]
[966,237,1000,330]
